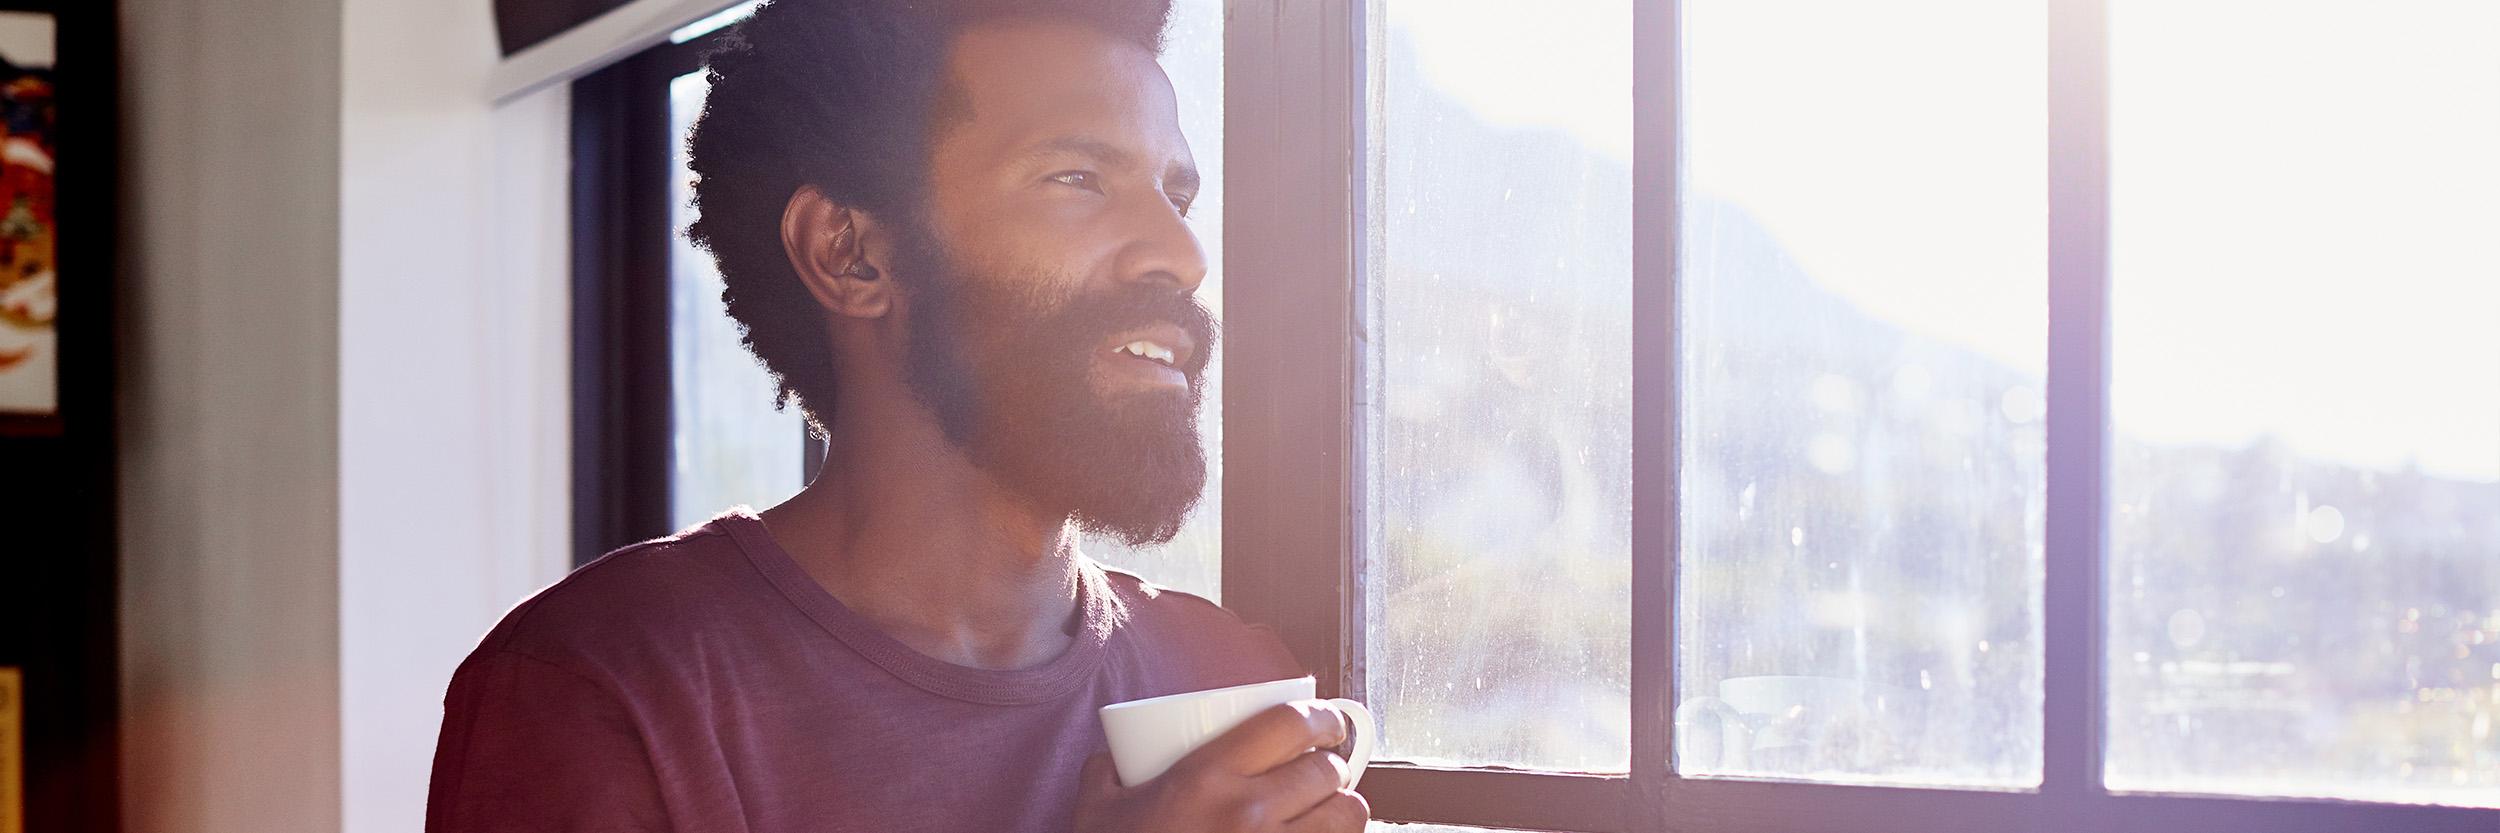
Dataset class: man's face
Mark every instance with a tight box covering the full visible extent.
[893,20,1213,545]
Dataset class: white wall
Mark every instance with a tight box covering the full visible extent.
[119,0,344,829]
[338,0,574,826]
[121,0,574,829]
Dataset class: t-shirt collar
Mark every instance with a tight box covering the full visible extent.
[721,507,1118,706]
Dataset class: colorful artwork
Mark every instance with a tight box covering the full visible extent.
[0,11,52,433]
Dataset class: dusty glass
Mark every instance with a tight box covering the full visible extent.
[1365,0,1636,772]
[1676,0,2048,787]
[2106,0,2500,807]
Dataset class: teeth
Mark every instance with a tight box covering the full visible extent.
[1116,340,1178,367]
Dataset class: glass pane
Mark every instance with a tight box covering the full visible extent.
[2106,0,2500,807]
[1676,0,2047,787]
[670,70,806,530]
[1366,0,1634,771]
[1077,0,1226,600]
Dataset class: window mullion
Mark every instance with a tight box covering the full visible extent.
[1628,0,1683,830]
[1220,0,1369,699]
[2042,0,2113,805]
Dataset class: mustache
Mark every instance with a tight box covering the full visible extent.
[1045,285,1220,377]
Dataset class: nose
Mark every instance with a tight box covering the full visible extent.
[1113,192,1209,295]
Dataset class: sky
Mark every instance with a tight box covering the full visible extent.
[1392,0,2500,483]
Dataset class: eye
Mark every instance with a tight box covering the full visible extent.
[1047,170,1102,193]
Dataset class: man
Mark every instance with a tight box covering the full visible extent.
[423,1,1370,831]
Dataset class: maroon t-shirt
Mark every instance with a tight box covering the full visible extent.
[424,509,1304,833]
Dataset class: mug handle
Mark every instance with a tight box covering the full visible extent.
[1325,698,1376,791]
[1673,696,1750,771]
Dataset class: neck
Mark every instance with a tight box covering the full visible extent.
[758,386,1084,671]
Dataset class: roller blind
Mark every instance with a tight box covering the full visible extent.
[496,0,636,55]
[488,0,745,102]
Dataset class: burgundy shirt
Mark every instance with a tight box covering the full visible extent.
[425,509,1304,833]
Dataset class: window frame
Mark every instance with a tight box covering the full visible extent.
[571,44,678,567]
[570,2,2500,829]
[571,34,821,567]
[1221,1,2500,832]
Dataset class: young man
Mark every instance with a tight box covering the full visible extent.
[423,1,1370,831]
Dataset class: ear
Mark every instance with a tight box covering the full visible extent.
[780,185,896,319]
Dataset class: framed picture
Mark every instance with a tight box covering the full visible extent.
[0,10,52,436]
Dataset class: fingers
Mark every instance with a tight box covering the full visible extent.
[1185,701,1350,777]
[1249,748,1350,816]
[1285,788,1371,833]
[1222,750,1348,833]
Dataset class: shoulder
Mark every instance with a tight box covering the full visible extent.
[1092,562,1233,627]
[1092,562,1306,681]
[462,515,766,677]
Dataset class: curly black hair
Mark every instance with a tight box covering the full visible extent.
[685,0,1177,435]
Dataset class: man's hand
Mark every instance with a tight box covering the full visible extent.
[1074,700,1372,833]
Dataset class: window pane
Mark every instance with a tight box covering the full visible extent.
[1077,0,1225,600]
[1366,0,1634,771]
[1677,0,2047,787]
[2106,1,2500,807]
[671,70,805,531]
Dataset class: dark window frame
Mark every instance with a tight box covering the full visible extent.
[570,34,820,567]
[570,43,676,566]
[569,2,2500,829]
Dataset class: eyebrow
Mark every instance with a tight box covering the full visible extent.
[1018,135,1200,196]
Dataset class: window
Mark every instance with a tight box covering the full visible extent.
[572,25,818,564]
[2102,0,2500,806]
[1226,0,2499,830]
[578,0,2500,829]
[1368,0,1634,774]
[664,68,807,532]
[1678,0,2047,788]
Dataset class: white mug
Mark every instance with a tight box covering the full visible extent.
[1098,676,1376,789]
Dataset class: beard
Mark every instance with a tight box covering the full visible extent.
[887,220,1217,546]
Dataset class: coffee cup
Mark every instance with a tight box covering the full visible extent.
[1098,676,1375,789]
